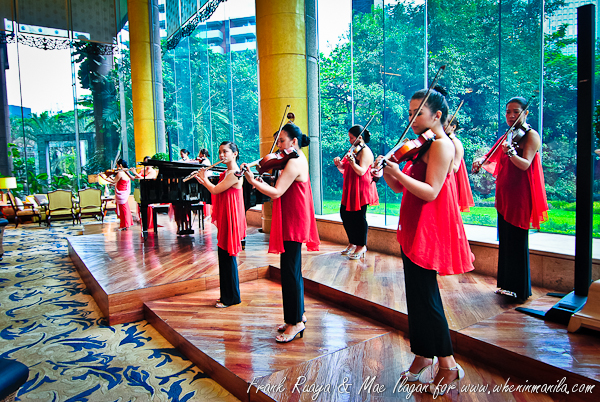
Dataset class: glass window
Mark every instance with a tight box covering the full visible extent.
[7,42,82,194]
[163,0,258,165]
[317,0,590,239]
[4,11,132,199]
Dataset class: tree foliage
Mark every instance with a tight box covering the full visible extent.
[319,0,582,204]
[162,34,259,163]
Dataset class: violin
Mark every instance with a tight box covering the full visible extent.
[254,147,298,174]
[236,147,299,177]
[507,123,531,145]
[477,96,534,167]
[374,65,446,173]
[236,105,297,177]
[340,114,377,162]
[344,140,365,161]
[103,167,134,176]
[503,123,532,158]
[388,130,436,163]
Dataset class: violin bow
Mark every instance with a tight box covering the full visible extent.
[270,105,291,154]
[343,113,377,160]
[375,64,446,170]
[351,114,377,147]
[445,99,465,133]
[234,105,291,178]
[112,147,121,170]
[480,95,535,166]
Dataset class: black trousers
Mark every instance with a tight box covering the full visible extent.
[280,241,304,324]
[340,204,368,247]
[402,253,453,358]
[218,247,241,306]
[497,213,531,301]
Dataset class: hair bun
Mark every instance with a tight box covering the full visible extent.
[301,134,310,147]
[433,85,448,97]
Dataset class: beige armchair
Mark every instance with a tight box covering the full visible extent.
[46,190,76,226]
[7,192,41,228]
[76,188,104,223]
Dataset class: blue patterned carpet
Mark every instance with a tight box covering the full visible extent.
[0,219,238,402]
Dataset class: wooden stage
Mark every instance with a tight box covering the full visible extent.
[68,218,600,401]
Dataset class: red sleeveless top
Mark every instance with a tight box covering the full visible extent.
[211,172,247,256]
[341,156,379,211]
[483,136,548,229]
[269,179,320,254]
[397,160,475,276]
[454,159,475,212]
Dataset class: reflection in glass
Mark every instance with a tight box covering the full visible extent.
[163,0,258,165]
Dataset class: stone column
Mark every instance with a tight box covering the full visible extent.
[128,0,156,161]
[305,0,322,214]
[256,0,308,232]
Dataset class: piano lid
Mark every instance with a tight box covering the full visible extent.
[140,159,227,172]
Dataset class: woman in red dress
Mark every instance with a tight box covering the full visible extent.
[375,88,474,395]
[195,142,246,308]
[472,97,548,301]
[243,123,320,343]
[101,159,133,231]
[446,119,474,212]
[333,125,379,259]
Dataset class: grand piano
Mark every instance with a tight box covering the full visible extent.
[138,159,271,239]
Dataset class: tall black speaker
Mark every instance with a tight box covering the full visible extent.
[574,4,595,297]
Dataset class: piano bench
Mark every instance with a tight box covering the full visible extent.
[191,203,205,230]
[150,204,170,233]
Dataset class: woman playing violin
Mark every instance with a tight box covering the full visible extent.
[135,156,158,180]
[100,159,133,231]
[374,88,473,395]
[472,97,548,302]
[179,149,191,162]
[242,123,320,343]
[196,149,211,166]
[333,125,378,260]
[195,142,246,308]
[445,118,474,212]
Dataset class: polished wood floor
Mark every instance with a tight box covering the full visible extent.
[69,218,340,324]
[69,215,548,328]
[145,279,393,401]
[146,279,577,402]
[459,295,600,392]
[69,214,600,401]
